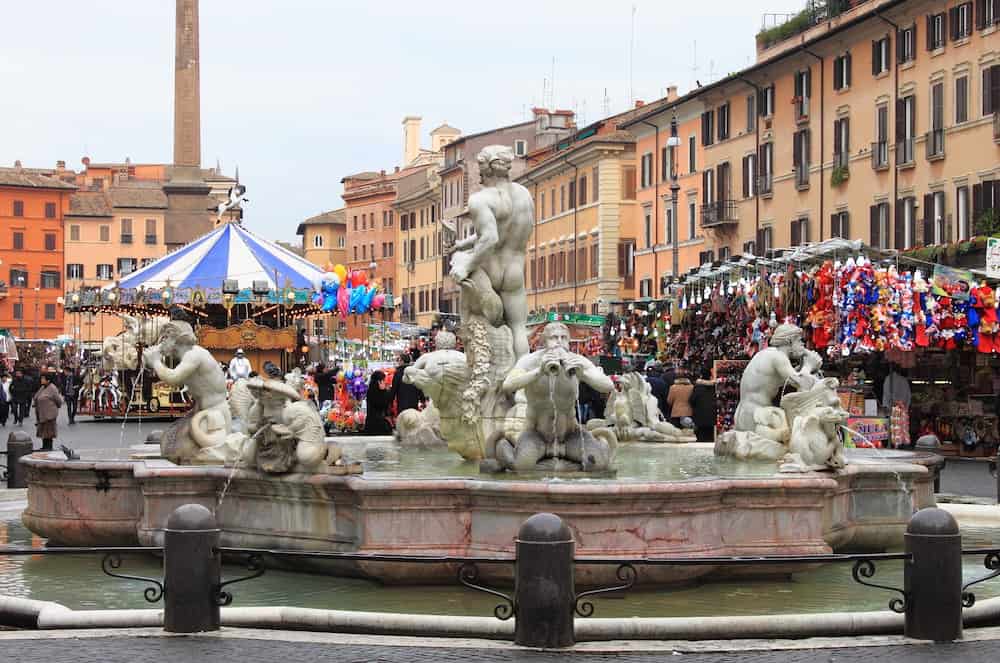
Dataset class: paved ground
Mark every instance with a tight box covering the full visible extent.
[2,629,1000,662]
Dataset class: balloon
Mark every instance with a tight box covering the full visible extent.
[337,284,350,316]
[345,369,354,380]
[326,271,340,287]
[356,270,369,287]
[372,293,385,309]
[349,286,365,313]
[362,285,377,311]
[333,264,347,282]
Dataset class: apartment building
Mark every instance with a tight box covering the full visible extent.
[394,167,444,327]
[621,0,1000,301]
[297,208,347,268]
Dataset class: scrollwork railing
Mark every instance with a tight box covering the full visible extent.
[962,551,1000,608]
[216,553,266,606]
[101,553,165,603]
[457,562,515,620]
[574,563,637,617]
[851,559,906,613]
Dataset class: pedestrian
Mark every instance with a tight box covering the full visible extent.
[690,368,718,442]
[315,363,335,404]
[59,364,80,425]
[666,370,694,429]
[390,353,423,414]
[10,369,33,426]
[363,370,393,435]
[644,361,670,420]
[0,372,10,426]
[32,372,64,451]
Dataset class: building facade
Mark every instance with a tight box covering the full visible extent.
[297,208,347,268]
[0,166,76,339]
[394,167,443,327]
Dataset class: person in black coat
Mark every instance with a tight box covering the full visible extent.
[390,354,423,414]
[315,364,335,404]
[10,370,34,426]
[644,363,670,420]
[689,368,717,443]
[363,370,393,435]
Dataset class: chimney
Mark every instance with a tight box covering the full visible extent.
[634,100,645,108]
[666,86,678,102]
[402,116,422,166]
[56,160,66,171]
[394,166,400,173]
[14,160,22,170]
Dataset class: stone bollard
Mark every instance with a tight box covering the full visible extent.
[904,507,962,642]
[6,431,34,488]
[514,512,575,648]
[163,504,221,633]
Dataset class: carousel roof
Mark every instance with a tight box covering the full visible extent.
[114,221,325,291]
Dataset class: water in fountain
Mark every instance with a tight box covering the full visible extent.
[216,427,266,512]
[839,424,912,498]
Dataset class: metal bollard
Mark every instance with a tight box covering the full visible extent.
[6,432,35,488]
[904,507,962,642]
[514,512,575,648]
[163,503,221,633]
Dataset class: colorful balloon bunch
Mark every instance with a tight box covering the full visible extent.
[344,368,368,401]
[313,263,387,316]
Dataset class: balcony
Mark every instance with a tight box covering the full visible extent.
[871,141,889,170]
[795,162,810,189]
[700,200,740,229]
[120,234,133,244]
[925,129,945,161]
[895,138,915,167]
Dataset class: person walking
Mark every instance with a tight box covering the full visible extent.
[666,370,694,429]
[58,365,80,425]
[228,349,252,381]
[0,373,10,426]
[32,373,64,451]
[690,368,718,442]
[10,369,33,426]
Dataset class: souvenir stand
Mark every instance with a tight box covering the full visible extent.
[655,238,1000,452]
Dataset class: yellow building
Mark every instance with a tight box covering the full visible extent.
[394,167,444,328]
[297,208,347,269]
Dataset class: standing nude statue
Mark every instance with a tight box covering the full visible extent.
[734,323,822,432]
[143,320,231,463]
[447,145,534,358]
[495,323,615,471]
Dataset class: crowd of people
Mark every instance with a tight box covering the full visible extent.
[0,364,81,451]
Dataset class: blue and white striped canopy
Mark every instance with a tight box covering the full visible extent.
[114,222,325,291]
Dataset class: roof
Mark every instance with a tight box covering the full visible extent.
[109,183,168,209]
[519,130,635,180]
[430,122,461,134]
[67,191,113,217]
[621,0,908,129]
[440,119,535,151]
[296,208,346,235]
[341,171,380,181]
[0,167,77,190]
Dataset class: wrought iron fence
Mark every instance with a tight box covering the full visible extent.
[699,200,739,228]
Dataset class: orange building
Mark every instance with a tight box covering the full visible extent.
[0,166,76,339]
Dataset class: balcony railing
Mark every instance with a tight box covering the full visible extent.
[896,137,915,166]
[145,234,158,245]
[700,200,740,228]
[925,129,945,160]
[756,173,773,195]
[871,141,889,170]
[795,162,810,189]
[120,234,133,244]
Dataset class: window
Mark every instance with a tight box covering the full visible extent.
[530,256,537,289]
[621,167,636,200]
[40,270,60,289]
[923,191,946,245]
[550,187,556,216]
[312,234,324,248]
[793,128,811,186]
[742,153,757,198]
[9,268,28,287]
[873,104,890,169]
[976,0,998,30]
[639,278,653,298]
[617,239,635,289]
[701,110,715,146]
[353,246,358,261]
[896,95,916,165]
[688,201,696,239]
[928,82,945,158]
[756,227,774,254]
[145,219,157,244]
[12,303,22,321]
[718,246,731,262]
[568,180,576,208]
[927,13,946,50]
[898,25,916,64]
[793,69,811,119]
[96,264,113,280]
[362,244,367,260]
[44,304,56,320]
[514,140,527,157]
[12,231,23,250]
[44,233,56,251]
[12,200,23,217]
[957,185,971,240]
[592,166,599,202]
[790,218,809,246]
[951,3,973,39]
[338,235,345,248]
[100,225,109,242]
[872,35,891,75]
[353,216,358,231]
[870,203,890,249]
[702,168,715,207]
[640,153,653,188]
[590,243,599,278]
[833,117,850,169]
[983,64,1000,116]
[560,184,566,211]
[665,207,673,245]
[956,75,969,123]
[420,237,425,261]
[830,211,850,239]
[70,225,80,241]
[717,102,730,141]
[120,218,133,243]
[579,176,587,206]
[540,191,546,220]
[743,240,757,256]
[549,254,557,286]
[896,196,917,249]
[746,94,756,132]
[759,84,775,117]
[698,250,714,266]
[66,264,84,279]
[758,142,774,193]
[644,211,653,248]
[577,246,587,280]
[660,147,668,182]
[117,258,137,276]
[833,53,852,90]
[45,202,56,218]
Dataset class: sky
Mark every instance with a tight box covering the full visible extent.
[1,0,803,243]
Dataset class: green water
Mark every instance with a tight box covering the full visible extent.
[3,509,998,618]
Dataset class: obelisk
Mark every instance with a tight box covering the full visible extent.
[164,0,213,248]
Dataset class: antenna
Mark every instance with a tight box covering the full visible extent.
[603,87,611,117]
[629,4,637,107]
[692,41,699,91]
[541,77,548,111]
[709,59,715,84]
[550,56,556,108]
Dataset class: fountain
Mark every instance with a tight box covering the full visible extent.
[18,146,943,586]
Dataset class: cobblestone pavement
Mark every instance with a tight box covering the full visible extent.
[1,634,1000,662]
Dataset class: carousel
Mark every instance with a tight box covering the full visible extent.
[64,215,328,419]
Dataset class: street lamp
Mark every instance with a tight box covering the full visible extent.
[667,111,682,285]
[16,275,25,338]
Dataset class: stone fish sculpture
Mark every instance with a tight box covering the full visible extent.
[588,372,696,443]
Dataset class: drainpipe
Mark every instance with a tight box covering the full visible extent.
[640,120,661,298]
[561,155,580,310]
[737,76,762,252]
[802,47,825,240]
[876,10,899,248]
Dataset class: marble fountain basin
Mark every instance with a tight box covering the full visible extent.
[19,442,943,586]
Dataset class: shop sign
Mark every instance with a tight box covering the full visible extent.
[844,417,889,448]
[987,238,1000,279]
[527,312,606,327]
[931,264,974,301]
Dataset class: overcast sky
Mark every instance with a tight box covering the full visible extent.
[1,0,801,242]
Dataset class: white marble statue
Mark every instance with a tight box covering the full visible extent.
[490,323,615,472]
[217,183,248,222]
[101,334,138,371]
[779,379,848,472]
[143,320,233,465]
[589,372,696,443]
[399,331,470,454]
